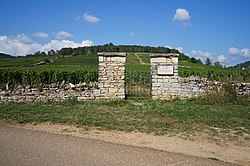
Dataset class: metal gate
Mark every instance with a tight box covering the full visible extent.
[125,70,151,99]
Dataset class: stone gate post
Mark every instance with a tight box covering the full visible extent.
[98,52,126,99]
[150,53,179,99]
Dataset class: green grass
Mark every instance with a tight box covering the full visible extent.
[0,98,249,138]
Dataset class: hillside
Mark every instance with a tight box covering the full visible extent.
[0,44,249,83]
[229,61,250,70]
[0,53,14,59]
[27,44,200,64]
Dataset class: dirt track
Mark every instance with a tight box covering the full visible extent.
[1,122,249,166]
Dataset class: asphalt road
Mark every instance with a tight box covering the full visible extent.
[0,125,237,166]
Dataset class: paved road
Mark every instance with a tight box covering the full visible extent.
[0,125,237,166]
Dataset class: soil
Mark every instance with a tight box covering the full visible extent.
[1,121,249,166]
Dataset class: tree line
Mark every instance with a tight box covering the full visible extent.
[26,43,205,64]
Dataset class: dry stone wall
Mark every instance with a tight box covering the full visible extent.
[0,51,249,103]
[0,82,100,103]
[0,78,249,103]
[179,76,250,98]
[0,52,127,103]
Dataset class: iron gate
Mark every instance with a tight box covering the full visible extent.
[125,70,151,99]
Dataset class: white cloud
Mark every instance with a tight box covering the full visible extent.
[41,40,93,51]
[241,48,250,57]
[0,34,93,56]
[0,36,7,41]
[166,46,183,53]
[16,33,33,44]
[228,47,240,55]
[83,12,100,23]
[173,8,190,22]
[175,47,183,53]
[33,32,49,38]
[217,54,226,63]
[55,31,73,40]
[190,50,213,63]
[228,47,250,57]
[191,50,212,58]
[80,40,93,46]
[0,35,39,56]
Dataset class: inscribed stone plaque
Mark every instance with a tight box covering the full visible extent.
[157,63,174,75]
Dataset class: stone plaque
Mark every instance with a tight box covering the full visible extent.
[157,63,174,75]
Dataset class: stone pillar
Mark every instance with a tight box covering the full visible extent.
[98,52,126,99]
[150,53,179,99]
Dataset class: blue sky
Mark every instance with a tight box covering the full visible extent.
[0,0,250,66]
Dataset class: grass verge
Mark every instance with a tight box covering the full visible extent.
[0,98,249,141]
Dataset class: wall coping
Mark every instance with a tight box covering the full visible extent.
[150,53,179,58]
[98,52,127,57]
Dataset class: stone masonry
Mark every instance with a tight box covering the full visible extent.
[0,52,127,103]
[0,52,249,103]
[0,82,100,103]
[98,52,126,99]
[150,53,179,99]
[150,53,250,99]
[0,78,249,102]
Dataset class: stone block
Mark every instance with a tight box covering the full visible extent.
[158,79,163,83]
[163,83,171,88]
[151,79,158,83]
[150,57,166,63]
[172,83,180,88]
[99,56,104,62]
[172,57,178,64]
[152,83,162,87]
[163,79,170,83]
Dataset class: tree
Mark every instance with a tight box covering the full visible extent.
[34,51,41,56]
[197,59,203,64]
[205,58,212,66]
[48,49,56,56]
[190,57,197,63]
[214,61,223,68]
[41,52,46,56]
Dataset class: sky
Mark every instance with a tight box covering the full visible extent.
[0,0,250,66]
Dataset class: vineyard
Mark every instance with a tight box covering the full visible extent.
[0,69,98,85]
[126,54,249,82]
[0,52,249,86]
[0,53,99,85]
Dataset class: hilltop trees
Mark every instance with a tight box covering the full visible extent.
[190,57,203,64]
[23,44,204,64]
[214,62,223,68]
[205,58,212,66]
[48,49,56,56]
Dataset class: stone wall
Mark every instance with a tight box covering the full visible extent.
[0,82,100,103]
[1,78,248,102]
[98,52,126,99]
[179,76,250,98]
[0,52,127,103]
[0,51,249,103]
[150,53,250,99]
